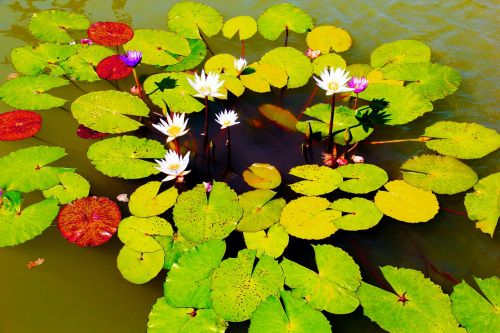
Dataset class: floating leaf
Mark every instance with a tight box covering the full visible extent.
[289,164,343,196]
[260,47,313,88]
[281,244,361,314]
[243,163,282,189]
[257,3,313,41]
[337,163,389,194]
[173,182,242,243]
[0,110,42,141]
[147,297,227,333]
[76,124,107,139]
[358,266,464,333]
[42,172,90,204]
[29,10,90,43]
[95,54,133,80]
[220,74,245,97]
[0,146,74,192]
[167,2,223,39]
[464,173,500,237]
[0,198,59,247]
[280,197,339,240]
[347,63,374,77]
[258,104,297,132]
[374,180,439,223]
[244,224,289,258]
[222,16,257,40]
[87,136,166,179]
[165,39,206,72]
[87,21,134,46]
[60,44,114,81]
[11,43,76,76]
[312,53,347,75]
[423,121,500,159]
[306,26,352,53]
[204,54,239,77]
[210,249,284,322]
[0,191,22,213]
[240,62,288,92]
[451,277,500,333]
[117,245,164,284]
[0,75,69,110]
[249,291,331,333]
[156,232,198,270]
[401,155,478,194]
[128,181,178,217]
[118,216,173,253]
[164,240,226,309]
[366,69,404,86]
[331,198,383,231]
[237,189,285,232]
[370,40,431,68]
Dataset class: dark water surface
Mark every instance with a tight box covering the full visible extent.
[0,0,499,332]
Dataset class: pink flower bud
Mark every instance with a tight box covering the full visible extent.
[336,157,349,166]
[351,155,365,163]
[305,48,321,59]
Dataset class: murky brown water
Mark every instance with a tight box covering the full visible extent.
[1,0,499,332]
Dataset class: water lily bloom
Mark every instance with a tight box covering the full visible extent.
[314,67,354,95]
[234,57,247,73]
[336,157,349,166]
[116,193,129,202]
[305,48,321,59]
[152,113,189,142]
[203,181,212,193]
[348,76,369,93]
[187,70,225,99]
[120,50,142,67]
[155,150,191,182]
[80,38,93,45]
[215,109,240,129]
[351,155,365,163]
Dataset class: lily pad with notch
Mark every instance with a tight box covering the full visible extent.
[11,43,76,76]
[242,163,282,189]
[370,40,431,69]
[306,25,352,53]
[165,39,207,72]
[128,181,178,217]
[337,163,389,194]
[60,44,114,81]
[167,2,223,39]
[222,16,257,40]
[29,10,90,43]
[244,224,289,258]
[155,232,198,270]
[240,62,288,92]
[289,164,343,196]
[312,53,347,75]
[257,3,313,41]
[260,47,313,89]
[117,245,164,284]
[42,172,90,204]
[237,189,285,232]
[331,198,383,231]
[118,216,173,252]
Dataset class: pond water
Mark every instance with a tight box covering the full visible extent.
[0,0,499,332]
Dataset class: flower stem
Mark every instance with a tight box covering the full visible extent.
[366,137,432,144]
[203,97,209,156]
[200,33,214,55]
[284,26,289,47]
[327,93,336,153]
[63,75,86,93]
[132,68,144,99]
[174,138,181,154]
[241,39,245,58]
[298,85,318,120]
[353,93,359,111]
[226,127,232,168]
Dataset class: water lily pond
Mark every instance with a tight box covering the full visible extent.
[0,1,499,332]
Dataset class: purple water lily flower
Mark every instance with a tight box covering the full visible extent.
[348,76,369,93]
[120,50,142,67]
[80,38,93,45]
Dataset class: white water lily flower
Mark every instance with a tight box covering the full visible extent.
[155,150,191,182]
[215,109,240,129]
[152,113,189,142]
[187,69,225,99]
[314,67,354,95]
[234,57,247,73]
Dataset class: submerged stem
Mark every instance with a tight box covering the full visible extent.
[353,93,359,111]
[284,26,289,47]
[226,127,232,168]
[63,75,86,93]
[327,93,336,153]
[200,33,214,55]
[203,97,209,156]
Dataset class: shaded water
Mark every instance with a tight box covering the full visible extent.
[0,0,499,332]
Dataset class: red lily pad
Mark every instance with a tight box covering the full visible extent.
[0,110,42,141]
[87,22,134,46]
[57,196,121,247]
[76,124,107,139]
[95,54,133,80]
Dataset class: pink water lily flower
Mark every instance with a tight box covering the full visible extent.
[348,76,369,93]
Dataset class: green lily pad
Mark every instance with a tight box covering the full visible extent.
[464,173,500,237]
[423,121,500,159]
[129,181,178,217]
[249,291,332,333]
[0,75,69,110]
[0,146,74,192]
[280,196,339,240]
[42,172,90,204]
[281,244,361,314]
[147,297,227,333]
[11,43,76,76]
[124,29,191,66]
[258,104,298,132]
[242,163,282,189]
[401,154,478,195]
[237,189,286,232]
[331,198,383,231]
[375,180,439,223]
[0,191,22,213]
[143,72,204,114]
[220,74,245,97]
[244,224,289,258]
[165,39,207,72]
[358,266,464,333]
[164,240,226,309]
[29,10,90,43]
[222,16,257,40]
[347,63,374,77]
[167,2,223,39]
[257,3,313,41]
[260,47,313,88]
[156,232,198,270]
[289,164,343,196]
[240,62,288,92]
[382,62,461,101]
[0,198,59,247]
[451,277,500,333]
[358,83,433,125]
[87,136,166,179]
[71,90,149,134]
[210,249,284,322]
[370,40,431,69]
[173,182,242,243]
[312,53,347,75]
[60,44,114,81]
[118,216,173,252]
[337,164,389,194]
[306,25,352,53]
[204,54,239,77]
[117,245,164,284]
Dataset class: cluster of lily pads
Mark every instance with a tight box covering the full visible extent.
[0,2,499,332]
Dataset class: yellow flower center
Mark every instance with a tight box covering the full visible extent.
[328,82,339,91]
[223,120,232,126]
[168,125,181,137]
[168,163,180,171]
